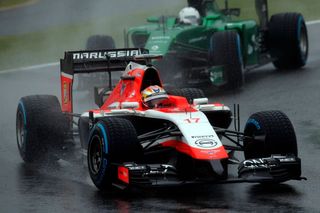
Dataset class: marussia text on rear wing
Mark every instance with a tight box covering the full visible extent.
[60,48,149,113]
[60,48,149,75]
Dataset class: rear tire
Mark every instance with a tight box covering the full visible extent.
[210,31,243,89]
[268,13,308,69]
[167,88,205,104]
[243,111,297,159]
[87,118,142,190]
[16,95,66,163]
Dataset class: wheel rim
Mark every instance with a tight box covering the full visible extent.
[16,111,25,151]
[89,135,103,175]
[299,25,308,59]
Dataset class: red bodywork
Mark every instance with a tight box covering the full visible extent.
[101,67,198,113]
[60,73,73,113]
[60,52,228,161]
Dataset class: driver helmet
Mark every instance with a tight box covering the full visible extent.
[178,7,200,25]
[141,85,168,108]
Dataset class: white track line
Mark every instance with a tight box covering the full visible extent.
[0,62,59,74]
[307,20,320,25]
[0,20,319,74]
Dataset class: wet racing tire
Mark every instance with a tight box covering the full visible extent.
[168,88,205,104]
[87,117,142,190]
[268,13,308,69]
[16,95,66,163]
[86,35,116,50]
[210,31,243,89]
[243,111,297,159]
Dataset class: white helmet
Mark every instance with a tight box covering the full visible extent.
[179,7,200,25]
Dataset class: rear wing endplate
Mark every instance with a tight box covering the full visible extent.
[60,48,149,113]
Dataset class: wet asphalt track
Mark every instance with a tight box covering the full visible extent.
[0,23,319,212]
[1,1,320,211]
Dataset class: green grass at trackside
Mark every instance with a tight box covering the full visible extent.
[219,0,320,21]
[0,5,184,70]
[0,0,31,8]
[0,0,319,71]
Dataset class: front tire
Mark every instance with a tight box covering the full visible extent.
[87,118,142,190]
[243,111,297,159]
[268,13,308,69]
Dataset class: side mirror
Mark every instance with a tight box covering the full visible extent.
[193,98,208,105]
[94,87,111,108]
[121,102,139,109]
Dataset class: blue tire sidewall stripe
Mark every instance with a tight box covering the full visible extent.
[18,101,27,151]
[246,118,261,130]
[88,122,109,154]
[88,122,109,185]
[297,15,307,63]
[236,34,243,66]
[97,123,109,153]
[18,101,27,125]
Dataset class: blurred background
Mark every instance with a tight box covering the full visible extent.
[0,0,319,71]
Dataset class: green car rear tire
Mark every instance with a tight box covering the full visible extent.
[268,13,308,69]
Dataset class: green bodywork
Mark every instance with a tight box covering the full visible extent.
[125,0,262,86]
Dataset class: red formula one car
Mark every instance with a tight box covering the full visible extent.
[16,48,304,191]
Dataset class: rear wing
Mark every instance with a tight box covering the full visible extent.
[60,48,149,75]
[60,48,149,113]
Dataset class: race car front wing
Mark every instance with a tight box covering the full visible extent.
[238,155,304,183]
[114,155,305,189]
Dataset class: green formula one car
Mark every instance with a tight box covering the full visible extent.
[84,0,308,89]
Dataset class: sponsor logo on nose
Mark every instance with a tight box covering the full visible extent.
[195,139,217,148]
